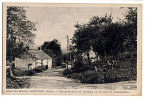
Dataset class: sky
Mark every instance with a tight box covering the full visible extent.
[26,7,126,51]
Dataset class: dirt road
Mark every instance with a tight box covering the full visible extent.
[29,68,137,90]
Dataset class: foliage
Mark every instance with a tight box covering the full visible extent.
[12,66,48,76]
[35,66,48,73]
[64,8,137,84]
[73,14,113,58]
[7,6,36,62]
[6,68,30,89]
[123,8,137,52]
[41,39,62,66]
[72,8,137,58]
[63,58,136,84]
[6,76,30,89]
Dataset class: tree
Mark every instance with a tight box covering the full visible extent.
[7,6,36,62]
[73,23,92,62]
[72,7,137,59]
[41,39,62,66]
[89,15,114,57]
[123,8,137,52]
[69,8,137,82]
[72,14,113,60]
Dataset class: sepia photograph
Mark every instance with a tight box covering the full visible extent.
[2,3,142,95]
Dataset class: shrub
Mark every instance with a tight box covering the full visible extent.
[12,68,30,76]
[63,69,104,83]
[35,66,42,73]
[28,69,36,76]
[104,68,117,83]
[79,70,104,83]
[45,65,48,69]
[6,68,30,89]
[71,61,95,73]
[6,76,20,89]
[6,76,30,89]
[12,65,48,76]
[63,57,136,84]
[63,69,72,76]
[35,65,48,73]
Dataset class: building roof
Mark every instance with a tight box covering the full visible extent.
[29,50,51,60]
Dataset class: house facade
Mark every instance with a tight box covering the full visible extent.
[82,49,100,63]
[30,49,52,69]
[15,49,52,70]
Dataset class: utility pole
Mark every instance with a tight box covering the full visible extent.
[67,35,69,69]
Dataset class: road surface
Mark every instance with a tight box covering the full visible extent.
[29,68,136,90]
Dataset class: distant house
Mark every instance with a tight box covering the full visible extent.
[15,49,52,70]
[82,49,100,63]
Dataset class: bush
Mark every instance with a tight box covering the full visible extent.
[6,76,30,89]
[64,67,136,84]
[6,68,30,89]
[28,69,36,76]
[35,66,43,73]
[63,56,136,84]
[35,65,48,73]
[12,65,48,76]
[13,69,30,76]
[70,61,95,73]
[63,69,104,83]
[103,67,136,83]
[45,65,48,69]
[63,69,72,76]
[79,70,104,83]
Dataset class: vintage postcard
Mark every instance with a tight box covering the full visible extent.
[2,3,142,95]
